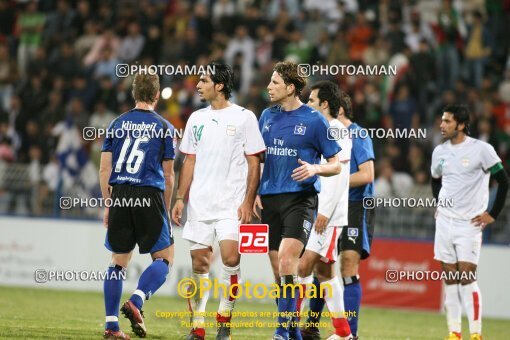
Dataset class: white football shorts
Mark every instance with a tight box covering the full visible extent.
[305,225,343,263]
[183,218,239,250]
[434,212,482,264]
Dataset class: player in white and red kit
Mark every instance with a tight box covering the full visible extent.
[297,81,353,340]
[431,105,508,340]
[172,63,265,340]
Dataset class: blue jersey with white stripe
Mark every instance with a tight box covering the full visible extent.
[258,104,341,195]
[348,122,375,201]
[101,108,175,191]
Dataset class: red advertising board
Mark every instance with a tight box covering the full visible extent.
[359,239,442,311]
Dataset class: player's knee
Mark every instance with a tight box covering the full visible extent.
[191,256,210,274]
[460,278,476,285]
[297,265,308,279]
[340,259,358,277]
[279,256,295,273]
[222,255,240,268]
[315,271,331,283]
[444,279,459,285]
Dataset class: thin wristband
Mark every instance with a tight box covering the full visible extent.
[175,197,184,201]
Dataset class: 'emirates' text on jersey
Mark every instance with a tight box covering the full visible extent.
[431,136,501,220]
[258,104,341,195]
[102,108,176,191]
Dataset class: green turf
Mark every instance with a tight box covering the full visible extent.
[0,286,508,339]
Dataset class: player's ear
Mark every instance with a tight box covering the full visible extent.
[287,83,295,96]
[215,82,224,93]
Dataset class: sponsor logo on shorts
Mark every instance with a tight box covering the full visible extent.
[303,220,312,237]
[347,227,358,244]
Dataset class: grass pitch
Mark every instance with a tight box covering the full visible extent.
[0,286,508,339]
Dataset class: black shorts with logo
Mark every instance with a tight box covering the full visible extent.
[261,191,318,251]
[338,200,375,259]
[105,184,173,254]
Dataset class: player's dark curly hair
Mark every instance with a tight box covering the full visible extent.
[338,89,353,120]
[208,62,234,99]
[273,61,306,97]
[443,104,471,135]
[310,81,341,118]
[132,73,160,103]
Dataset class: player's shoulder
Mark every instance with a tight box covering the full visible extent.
[151,111,175,130]
[433,140,448,153]
[187,106,211,122]
[107,110,132,128]
[230,103,257,119]
[468,136,494,150]
[261,105,281,116]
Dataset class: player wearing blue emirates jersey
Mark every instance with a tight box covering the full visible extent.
[302,91,375,340]
[253,62,342,340]
[100,73,175,340]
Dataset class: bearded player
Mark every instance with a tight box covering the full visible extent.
[431,104,508,340]
[172,62,265,340]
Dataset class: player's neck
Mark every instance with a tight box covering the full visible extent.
[450,133,466,145]
[338,115,352,128]
[279,96,302,112]
[324,112,334,122]
[135,102,155,111]
[210,98,231,110]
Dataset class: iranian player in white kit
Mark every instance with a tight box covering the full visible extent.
[298,81,353,340]
[431,105,508,340]
[172,63,266,340]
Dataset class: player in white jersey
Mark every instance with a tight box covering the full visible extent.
[298,81,353,340]
[431,105,508,340]
[171,63,266,340]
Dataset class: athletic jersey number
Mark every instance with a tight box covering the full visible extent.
[114,136,150,174]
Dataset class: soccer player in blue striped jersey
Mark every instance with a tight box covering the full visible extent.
[100,73,176,339]
[253,62,342,340]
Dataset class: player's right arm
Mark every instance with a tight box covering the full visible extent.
[349,129,375,188]
[99,119,117,228]
[172,154,195,226]
[163,159,175,212]
[171,115,197,226]
[350,160,374,188]
[430,147,442,199]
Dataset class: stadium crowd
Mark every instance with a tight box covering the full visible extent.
[0,0,509,218]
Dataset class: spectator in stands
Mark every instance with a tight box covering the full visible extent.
[435,0,462,90]
[374,157,414,198]
[17,1,46,76]
[84,28,120,67]
[463,11,491,89]
[118,22,145,63]
[0,43,16,111]
[346,12,374,62]
[89,101,116,130]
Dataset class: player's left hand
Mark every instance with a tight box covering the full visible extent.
[238,200,253,224]
[315,213,329,234]
[471,211,495,230]
[103,207,109,228]
[292,159,319,182]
